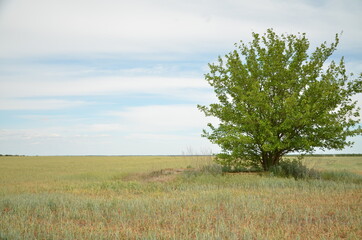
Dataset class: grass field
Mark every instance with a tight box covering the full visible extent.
[0,155,361,239]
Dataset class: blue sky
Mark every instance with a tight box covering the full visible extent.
[0,0,361,155]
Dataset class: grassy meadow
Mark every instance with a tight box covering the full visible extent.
[0,155,361,239]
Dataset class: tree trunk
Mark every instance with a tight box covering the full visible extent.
[261,151,282,171]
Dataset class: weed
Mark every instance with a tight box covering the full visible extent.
[321,170,362,184]
[200,164,223,175]
[221,165,262,173]
[269,158,321,180]
[0,155,361,239]
[183,164,223,178]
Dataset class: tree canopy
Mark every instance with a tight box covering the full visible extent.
[198,29,362,171]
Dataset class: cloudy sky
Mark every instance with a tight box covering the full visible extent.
[0,0,361,155]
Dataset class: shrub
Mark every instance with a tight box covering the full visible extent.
[320,170,362,184]
[200,164,223,176]
[221,165,262,173]
[183,164,223,177]
[269,159,321,180]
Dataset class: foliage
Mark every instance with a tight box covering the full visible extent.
[267,157,362,183]
[269,158,321,180]
[198,29,362,170]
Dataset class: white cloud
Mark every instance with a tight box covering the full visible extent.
[108,104,218,133]
[0,98,87,110]
[0,0,361,155]
[0,104,216,141]
[0,0,238,56]
[96,104,216,133]
[0,69,215,110]
[88,123,125,132]
[125,133,195,141]
[0,76,208,98]
[1,0,360,57]
[0,77,214,112]
[0,108,219,154]
[0,128,63,141]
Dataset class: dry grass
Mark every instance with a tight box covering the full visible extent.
[123,168,187,182]
[0,155,361,239]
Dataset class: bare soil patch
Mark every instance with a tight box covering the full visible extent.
[123,168,188,182]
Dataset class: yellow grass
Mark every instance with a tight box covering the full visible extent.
[0,155,361,239]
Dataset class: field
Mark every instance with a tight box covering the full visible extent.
[0,155,361,239]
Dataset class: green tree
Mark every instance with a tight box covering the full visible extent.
[198,29,362,171]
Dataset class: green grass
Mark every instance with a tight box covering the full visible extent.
[0,155,361,239]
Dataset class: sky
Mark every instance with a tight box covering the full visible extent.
[0,0,361,155]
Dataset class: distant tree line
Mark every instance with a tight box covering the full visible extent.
[302,154,362,157]
[0,154,25,156]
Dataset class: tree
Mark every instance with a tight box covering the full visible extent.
[198,29,362,171]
